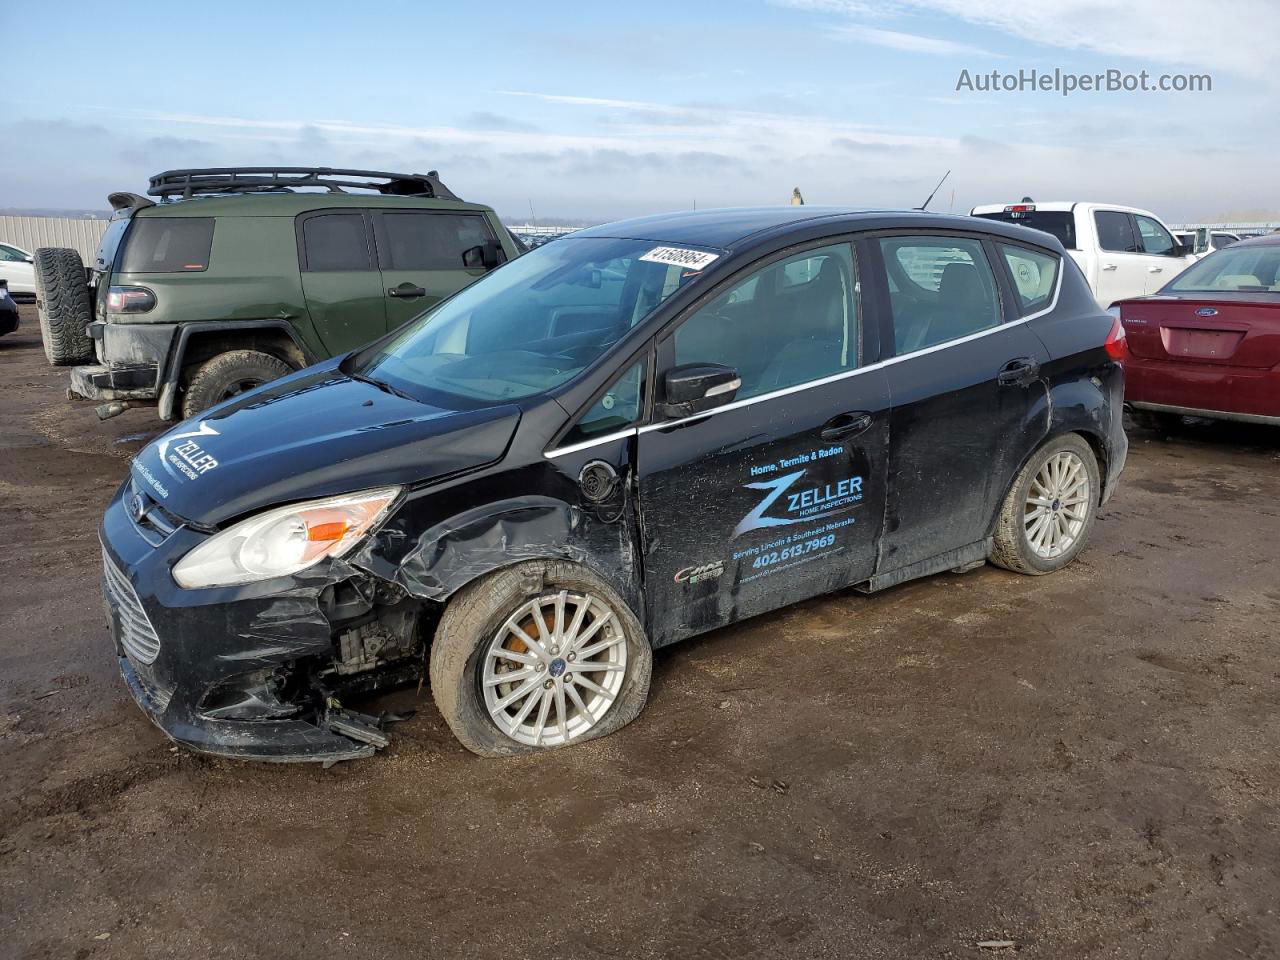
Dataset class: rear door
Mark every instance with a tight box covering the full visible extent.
[296,209,389,354]
[636,241,889,647]
[1093,209,1146,306]
[870,232,1051,576]
[373,210,494,332]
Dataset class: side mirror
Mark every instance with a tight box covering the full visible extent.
[462,242,505,271]
[659,363,741,418]
[24,256,34,264]
[1173,242,1195,258]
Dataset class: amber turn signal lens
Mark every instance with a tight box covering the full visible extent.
[307,520,350,542]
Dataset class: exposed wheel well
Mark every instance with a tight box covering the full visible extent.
[178,327,307,383]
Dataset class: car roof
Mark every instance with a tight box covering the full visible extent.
[971,201,1162,217]
[1227,232,1280,247]
[571,206,1059,252]
[135,192,491,218]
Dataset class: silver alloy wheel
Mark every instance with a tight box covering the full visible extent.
[1024,450,1092,560]
[481,590,628,747]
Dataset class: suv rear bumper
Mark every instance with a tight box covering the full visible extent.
[68,321,179,403]
[70,362,160,401]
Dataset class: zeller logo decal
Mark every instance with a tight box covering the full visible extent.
[157,422,220,480]
[734,469,863,537]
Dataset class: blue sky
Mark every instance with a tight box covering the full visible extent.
[5,0,1275,223]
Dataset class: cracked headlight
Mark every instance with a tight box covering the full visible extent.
[172,487,400,589]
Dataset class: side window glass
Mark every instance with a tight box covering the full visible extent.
[999,244,1060,314]
[0,245,23,262]
[1135,215,1175,256]
[1094,211,1139,253]
[118,218,215,273]
[879,236,1001,353]
[562,359,646,446]
[382,213,494,270]
[301,213,372,271]
[669,243,859,401]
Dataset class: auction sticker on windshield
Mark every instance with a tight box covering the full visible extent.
[639,246,720,270]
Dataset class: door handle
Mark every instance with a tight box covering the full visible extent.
[1101,264,1118,271]
[820,411,873,442]
[998,357,1040,387]
[1148,266,1163,273]
[388,284,427,299]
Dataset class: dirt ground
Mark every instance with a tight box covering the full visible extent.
[2,303,1278,960]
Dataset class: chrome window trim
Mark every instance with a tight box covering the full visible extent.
[543,244,1063,454]
[544,427,638,459]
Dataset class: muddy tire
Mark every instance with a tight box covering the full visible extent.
[430,560,651,757]
[33,247,94,366]
[990,433,1101,576]
[181,349,291,419]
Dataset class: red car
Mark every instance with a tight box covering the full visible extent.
[1115,233,1280,429]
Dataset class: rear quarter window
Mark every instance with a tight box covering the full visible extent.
[119,218,215,273]
[999,244,1060,314]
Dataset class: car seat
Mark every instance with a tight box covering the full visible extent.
[757,258,849,391]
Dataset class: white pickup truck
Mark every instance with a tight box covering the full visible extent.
[970,201,1196,307]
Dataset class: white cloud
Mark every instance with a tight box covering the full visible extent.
[776,0,1280,75]
[831,24,994,56]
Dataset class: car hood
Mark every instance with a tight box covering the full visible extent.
[130,365,520,526]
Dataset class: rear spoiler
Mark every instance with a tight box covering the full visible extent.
[107,192,156,220]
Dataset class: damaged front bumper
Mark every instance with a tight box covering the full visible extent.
[101,479,424,764]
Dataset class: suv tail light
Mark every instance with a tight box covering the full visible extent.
[106,285,156,315]
[1104,313,1126,362]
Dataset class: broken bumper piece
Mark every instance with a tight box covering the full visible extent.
[119,656,381,763]
[69,362,160,402]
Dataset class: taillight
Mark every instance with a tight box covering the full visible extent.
[105,285,156,315]
[1104,314,1126,362]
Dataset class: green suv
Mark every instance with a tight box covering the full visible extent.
[37,167,522,420]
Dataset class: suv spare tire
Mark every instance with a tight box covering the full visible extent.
[33,247,95,366]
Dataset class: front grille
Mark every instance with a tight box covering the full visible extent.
[103,551,161,665]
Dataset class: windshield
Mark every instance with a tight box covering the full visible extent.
[974,210,1076,249]
[1166,244,1280,294]
[352,237,710,404]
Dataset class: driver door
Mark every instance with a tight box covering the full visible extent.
[372,210,494,331]
[636,241,890,648]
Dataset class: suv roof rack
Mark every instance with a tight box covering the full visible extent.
[147,167,461,201]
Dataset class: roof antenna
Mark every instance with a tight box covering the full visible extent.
[916,170,951,211]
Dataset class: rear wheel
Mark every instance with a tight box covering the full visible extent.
[430,560,652,757]
[990,434,1101,575]
[33,247,94,366]
[181,349,291,419]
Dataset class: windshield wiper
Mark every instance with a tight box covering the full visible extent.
[346,369,415,401]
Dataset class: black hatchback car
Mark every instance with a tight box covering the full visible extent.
[101,207,1127,762]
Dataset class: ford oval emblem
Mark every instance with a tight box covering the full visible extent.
[1195,307,1218,317]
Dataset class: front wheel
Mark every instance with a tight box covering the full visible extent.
[430,560,652,757]
[990,434,1101,575]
